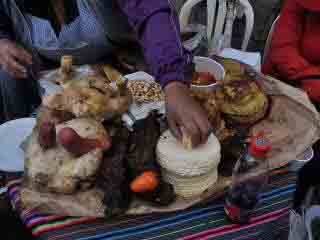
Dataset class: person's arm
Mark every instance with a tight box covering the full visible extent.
[117,0,193,89]
[270,0,320,80]
[117,0,211,147]
[269,0,320,101]
[269,0,320,81]
[0,3,32,78]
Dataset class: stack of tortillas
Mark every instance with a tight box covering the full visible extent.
[156,130,221,198]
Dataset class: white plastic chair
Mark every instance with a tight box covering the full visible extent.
[180,0,254,52]
[179,0,261,70]
[262,15,280,65]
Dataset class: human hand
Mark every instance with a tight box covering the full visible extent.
[302,79,320,102]
[0,39,32,79]
[164,81,212,147]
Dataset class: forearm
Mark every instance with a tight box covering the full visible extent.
[269,0,320,81]
[271,48,320,81]
[117,0,193,88]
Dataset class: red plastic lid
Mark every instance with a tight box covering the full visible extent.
[249,133,272,158]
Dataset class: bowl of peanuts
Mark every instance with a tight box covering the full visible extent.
[126,79,164,104]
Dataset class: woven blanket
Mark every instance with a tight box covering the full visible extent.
[6,168,296,240]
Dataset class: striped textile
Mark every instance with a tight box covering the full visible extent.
[6,168,296,240]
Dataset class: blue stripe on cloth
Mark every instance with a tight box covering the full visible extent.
[72,184,296,240]
[7,171,296,240]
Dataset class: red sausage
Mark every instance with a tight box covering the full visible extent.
[58,127,111,157]
[38,121,56,149]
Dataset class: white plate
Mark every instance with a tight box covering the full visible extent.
[0,118,36,172]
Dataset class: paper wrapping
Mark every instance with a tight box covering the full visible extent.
[21,60,320,217]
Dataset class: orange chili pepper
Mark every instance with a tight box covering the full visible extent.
[130,171,159,193]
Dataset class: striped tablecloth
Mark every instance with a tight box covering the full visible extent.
[6,168,296,240]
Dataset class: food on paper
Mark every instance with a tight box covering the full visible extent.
[127,80,164,103]
[60,56,73,74]
[25,118,108,194]
[215,80,269,125]
[43,84,131,121]
[57,127,111,158]
[63,74,114,94]
[219,58,247,81]
[157,130,221,198]
[38,121,56,150]
[101,64,123,83]
[126,112,176,205]
[56,55,75,85]
[191,90,235,142]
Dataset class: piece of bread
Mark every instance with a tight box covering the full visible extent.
[216,80,269,125]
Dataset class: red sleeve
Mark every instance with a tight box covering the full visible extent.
[269,0,320,81]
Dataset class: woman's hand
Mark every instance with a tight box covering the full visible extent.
[164,81,212,147]
[0,39,32,79]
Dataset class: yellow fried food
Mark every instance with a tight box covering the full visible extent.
[215,80,269,124]
[219,58,246,81]
[43,86,132,121]
[63,74,114,97]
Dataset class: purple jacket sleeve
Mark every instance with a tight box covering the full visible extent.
[0,3,13,40]
[117,0,193,88]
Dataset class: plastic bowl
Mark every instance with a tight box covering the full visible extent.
[191,57,225,93]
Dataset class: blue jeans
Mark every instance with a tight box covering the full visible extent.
[0,69,41,124]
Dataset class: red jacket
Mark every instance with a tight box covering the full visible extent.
[262,0,320,101]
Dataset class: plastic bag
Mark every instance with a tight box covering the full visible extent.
[289,210,308,240]
[289,188,318,240]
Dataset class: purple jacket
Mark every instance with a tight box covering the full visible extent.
[0,0,193,88]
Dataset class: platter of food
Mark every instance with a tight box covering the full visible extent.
[1,55,318,218]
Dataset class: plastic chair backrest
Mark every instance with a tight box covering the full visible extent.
[262,15,280,65]
[179,0,254,54]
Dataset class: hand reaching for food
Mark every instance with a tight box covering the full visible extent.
[164,81,211,148]
[0,39,32,79]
